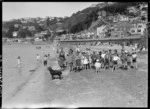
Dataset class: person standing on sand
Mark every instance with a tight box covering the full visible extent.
[120,51,127,70]
[108,50,113,68]
[101,50,106,69]
[76,46,80,53]
[75,51,82,72]
[43,55,48,66]
[126,52,132,70]
[67,49,75,72]
[91,51,97,67]
[112,53,120,71]
[17,56,21,68]
[83,52,89,70]
[36,54,40,62]
[132,51,137,69]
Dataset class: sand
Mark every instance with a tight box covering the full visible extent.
[2,43,148,108]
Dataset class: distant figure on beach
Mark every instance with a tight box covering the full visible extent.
[76,46,80,53]
[36,54,40,62]
[42,49,45,56]
[43,55,48,66]
[17,56,21,68]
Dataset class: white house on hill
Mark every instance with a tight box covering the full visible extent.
[97,25,106,38]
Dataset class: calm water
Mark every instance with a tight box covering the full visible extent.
[2,44,52,103]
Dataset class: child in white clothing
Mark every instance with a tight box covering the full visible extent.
[83,54,88,70]
[17,56,21,68]
[112,54,120,71]
[95,59,101,73]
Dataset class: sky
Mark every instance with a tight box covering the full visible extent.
[3,2,101,21]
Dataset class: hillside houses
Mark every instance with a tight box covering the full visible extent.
[129,23,146,35]
[113,14,129,22]
[97,25,107,38]
[28,26,35,31]
[139,3,148,10]
[127,6,138,14]
[96,19,147,39]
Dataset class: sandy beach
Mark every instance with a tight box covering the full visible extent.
[2,43,148,108]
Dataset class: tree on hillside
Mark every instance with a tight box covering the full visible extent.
[35,25,45,33]
[45,17,50,27]
[18,29,32,38]
[4,25,16,38]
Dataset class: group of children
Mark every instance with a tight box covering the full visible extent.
[58,46,138,73]
[17,44,138,75]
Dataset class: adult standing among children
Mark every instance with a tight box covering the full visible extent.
[58,47,66,69]
[67,49,75,72]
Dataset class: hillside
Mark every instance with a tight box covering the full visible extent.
[3,2,148,38]
[60,2,144,34]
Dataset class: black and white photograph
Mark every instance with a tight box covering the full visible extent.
[2,2,148,108]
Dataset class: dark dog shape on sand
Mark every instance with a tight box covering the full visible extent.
[47,67,63,80]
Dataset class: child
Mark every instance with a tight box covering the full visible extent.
[101,51,106,69]
[132,52,137,69]
[91,51,97,67]
[120,52,127,70]
[112,53,120,71]
[36,54,40,62]
[108,49,113,68]
[43,55,48,66]
[104,52,109,70]
[67,50,75,72]
[83,53,88,70]
[17,56,21,68]
[76,46,80,53]
[81,52,85,70]
[88,55,92,69]
[127,53,132,70]
[75,52,81,72]
[95,59,101,73]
